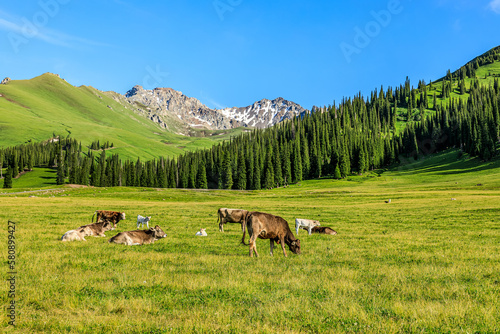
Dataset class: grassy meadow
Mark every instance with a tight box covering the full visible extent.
[1,150,500,333]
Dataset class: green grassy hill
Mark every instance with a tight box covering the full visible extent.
[394,45,500,130]
[0,73,244,160]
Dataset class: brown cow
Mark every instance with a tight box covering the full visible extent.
[80,221,115,237]
[311,226,338,235]
[108,225,167,245]
[241,212,300,257]
[92,210,126,227]
[217,208,249,232]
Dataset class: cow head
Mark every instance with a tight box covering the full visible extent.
[314,220,321,227]
[120,212,126,220]
[288,239,301,254]
[103,221,115,231]
[150,225,167,239]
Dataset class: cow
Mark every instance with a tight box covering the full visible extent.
[136,215,151,229]
[92,210,126,228]
[195,228,207,236]
[108,225,167,246]
[217,208,249,232]
[241,212,301,257]
[311,226,338,235]
[80,221,115,237]
[61,226,93,242]
[295,218,321,235]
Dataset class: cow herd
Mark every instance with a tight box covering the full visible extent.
[61,208,337,257]
[218,208,337,257]
[61,210,166,246]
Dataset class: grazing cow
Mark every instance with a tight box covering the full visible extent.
[61,226,93,242]
[80,221,115,237]
[241,212,300,257]
[295,218,321,235]
[217,208,249,232]
[195,228,207,236]
[108,225,167,245]
[136,215,151,229]
[92,210,126,227]
[311,226,338,235]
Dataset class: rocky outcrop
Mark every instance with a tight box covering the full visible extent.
[125,85,308,130]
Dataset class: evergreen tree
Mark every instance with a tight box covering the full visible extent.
[293,139,303,182]
[56,148,65,185]
[253,145,261,190]
[27,152,34,171]
[196,161,208,189]
[222,151,233,189]
[283,143,292,186]
[188,160,197,189]
[99,151,107,187]
[333,164,341,180]
[3,164,13,188]
[339,141,350,178]
[264,147,275,189]
[236,149,247,190]
[12,152,19,178]
[273,142,283,186]
[358,144,368,174]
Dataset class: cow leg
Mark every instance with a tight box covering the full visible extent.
[249,233,259,257]
[296,224,299,235]
[146,221,149,229]
[280,237,287,257]
[308,227,312,235]
[269,239,274,256]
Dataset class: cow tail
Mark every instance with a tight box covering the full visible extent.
[241,214,249,246]
[92,211,96,222]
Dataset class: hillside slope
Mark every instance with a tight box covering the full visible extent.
[0,73,243,160]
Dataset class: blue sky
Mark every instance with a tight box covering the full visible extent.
[1,0,499,110]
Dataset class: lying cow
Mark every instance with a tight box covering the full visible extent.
[311,226,338,235]
[92,210,126,227]
[108,225,167,246]
[61,226,93,242]
[80,221,115,237]
[195,228,207,236]
[136,215,151,229]
[242,212,301,257]
[295,218,320,235]
[217,208,249,232]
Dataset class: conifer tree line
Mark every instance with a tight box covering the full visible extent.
[2,74,499,190]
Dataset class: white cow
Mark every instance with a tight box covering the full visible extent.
[136,215,151,229]
[295,218,321,235]
[61,226,93,242]
[195,228,207,236]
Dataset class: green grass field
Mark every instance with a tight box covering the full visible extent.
[1,149,499,333]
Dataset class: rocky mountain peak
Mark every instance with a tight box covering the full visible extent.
[124,86,308,131]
